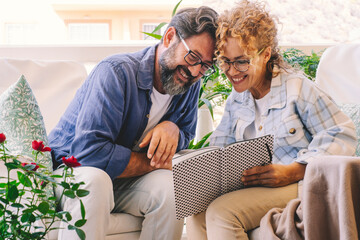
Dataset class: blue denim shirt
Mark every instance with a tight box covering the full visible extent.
[48,45,200,179]
[210,71,356,165]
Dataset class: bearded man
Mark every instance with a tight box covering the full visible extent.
[48,6,218,240]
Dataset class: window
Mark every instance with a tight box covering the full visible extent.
[142,23,167,40]
[68,23,110,42]
[5,23,38,44]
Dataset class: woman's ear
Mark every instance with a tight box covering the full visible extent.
[162,27,177,48]
[263,46,272,63]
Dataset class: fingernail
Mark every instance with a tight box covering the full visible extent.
[148,154,152,158]
[150,161,155,167]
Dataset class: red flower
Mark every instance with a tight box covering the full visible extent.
[40,180,48,189]
[32,140,51,152]
[0,133,6,143]
[21,162,39,172]
[62,156,81,168]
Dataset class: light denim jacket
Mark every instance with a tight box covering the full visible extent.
[210,71,356,165]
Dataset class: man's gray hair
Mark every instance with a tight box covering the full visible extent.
[162,6,218,41]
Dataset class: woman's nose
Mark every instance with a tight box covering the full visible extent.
[227,63,238,76]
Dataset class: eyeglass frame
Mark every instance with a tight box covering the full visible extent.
[177,32,216,77]
[217,47,266,73]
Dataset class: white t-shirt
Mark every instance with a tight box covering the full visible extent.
[132,87,173,151]
[243,92,271,139]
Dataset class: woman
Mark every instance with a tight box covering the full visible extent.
[186,1,357,239]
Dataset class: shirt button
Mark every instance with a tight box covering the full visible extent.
[289,128,296,134]
[146,114,150,118]
[258,125,263,131]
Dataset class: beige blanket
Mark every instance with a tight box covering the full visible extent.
[260,156,360,240]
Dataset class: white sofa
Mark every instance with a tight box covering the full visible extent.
[0,58,143,240]
[0,57,264,240]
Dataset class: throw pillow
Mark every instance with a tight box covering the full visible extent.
[339,103,360,157]
[0,75,52,171]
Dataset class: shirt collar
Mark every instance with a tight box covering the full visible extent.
[230,72,287,111]
[137,44,157,91]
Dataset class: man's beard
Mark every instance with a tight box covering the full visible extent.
[159,44,197,95]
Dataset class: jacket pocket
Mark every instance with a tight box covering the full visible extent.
[276,114,309,148]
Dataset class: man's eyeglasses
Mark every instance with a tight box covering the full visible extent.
[217,47,265,73]
[178,33,215,77]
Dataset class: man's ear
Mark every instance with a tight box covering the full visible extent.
[163,27,177,48]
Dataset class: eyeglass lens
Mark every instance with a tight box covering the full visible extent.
[219,60,250,72]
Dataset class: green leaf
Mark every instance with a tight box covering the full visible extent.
[68,224,76,230]
[80,199,86,219]
[29,213,36,223]
[61,182,70,189]
[152,22,167,34]
[8,184,19,201]
[65,212,72,221]
[198,98,214,119]
[194,131,213,149]
[38,201,50,214]
[75,219,87,228]
[188,139,195,149]
[18,172,32,187]
[141,32,162,40]
[11,203,24,208]
[50,174,63,178]
[76,228,86,240]
[76,189,90,198]
[21,213,30,223]
[5,162,19,170]
[0,197,9,204]
[64,190,76,199]
[71,183,80,191]
[172,0,183,17]
[23,206,37,214]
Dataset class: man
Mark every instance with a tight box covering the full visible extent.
[48,6,218,240]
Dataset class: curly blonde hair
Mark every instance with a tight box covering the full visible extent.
[216,0,288,78]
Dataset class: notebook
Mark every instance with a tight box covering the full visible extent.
[172,134,273,219]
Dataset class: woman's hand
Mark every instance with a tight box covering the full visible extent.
[241,162,306,187]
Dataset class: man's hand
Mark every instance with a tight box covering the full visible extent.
[118,152,172,178]
[139,121,179,169]
[241,162,306,187]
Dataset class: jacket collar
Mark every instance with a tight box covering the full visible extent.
[268,73,287,110]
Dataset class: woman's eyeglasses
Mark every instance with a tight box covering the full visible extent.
[217,47,265,72]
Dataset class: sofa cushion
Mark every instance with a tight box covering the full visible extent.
[0,58,87,132]
[0,75,52,170]
[339,103,360,156]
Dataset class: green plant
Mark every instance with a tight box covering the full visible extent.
[142,0,183,40]
[188,131,212,149]
[198,65,232,119]
[0,133,89,240]
[282,48,324,81]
